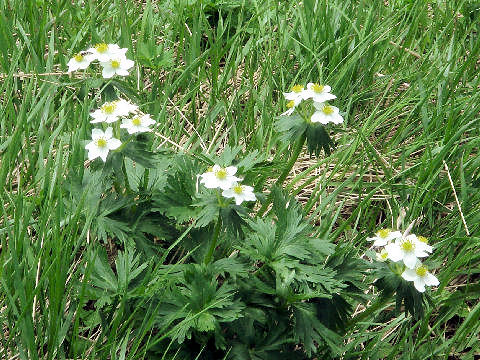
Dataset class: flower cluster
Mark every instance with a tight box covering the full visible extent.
[369,229,439,292]
[282,83,343,125]
[199,165,256,205]
[67,43,134,78]
[86,99,156,162]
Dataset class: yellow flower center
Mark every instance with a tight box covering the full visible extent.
[380,250,388,260]
[415,266,427,277]
[312,83,324,93]
[322,106,334,115]
[74,53,84,62]
[101,102,117,114]
[215,168,227,180]
[233,185,243,194]
[286,100,295,109]
[401,239,415,252]
[110,60,120,69]
[96,138,107,148]
[377,228,390,238]
[418,236,428,244]
[291,84,303,93]
[132,116,142,126]
[95,43,108,53]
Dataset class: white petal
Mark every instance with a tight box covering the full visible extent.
[90,110,106,123]
[311,111,329,124]
[312,93,337,103]
[244,192,257,202]
[116,69,130,76]
[104,127,113,138]
[371,238,388,247]
[387,231,403,241]
[401,269,417,281]
[87,148,100,160]
[85,141,97,151]
[99,149,109,162]
[424,273,439,286]
[102,67,116,78]
[104,114,119,123]
[332,113,344,124]
[107,138,121,150]
[91,128,104,140]
[385,243,402,262]
[413,278,426,292]
[403,253,418,269]
[226,166,238,176]
[122,59,134,69]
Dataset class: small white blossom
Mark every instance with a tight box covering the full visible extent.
[90,99,138,124]
[367,229,402,247]
[311,103,343,124]
[100,54,134,78]
[199,165,241,190]
[303,83,337,103]
[87,43,127,62]
[376,248,389,262]
[281,98,302,116]
[85,127,121,162]
[222,183,256,205]
[385,234,433,269]
[283,84,305,106]
[67,52,94,72]
[120,114,155,134]
[401,261,439,292]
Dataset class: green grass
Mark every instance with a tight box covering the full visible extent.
[1,0,480,358]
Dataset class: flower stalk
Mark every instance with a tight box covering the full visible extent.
[204,214,222,264]
[257,133,306,216]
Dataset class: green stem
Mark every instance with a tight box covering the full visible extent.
[204,215,222,264]
[257,133,306,216]
[122,159,132,194]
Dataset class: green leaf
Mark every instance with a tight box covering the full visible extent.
[274,114,307,144]
[305,122,335,156]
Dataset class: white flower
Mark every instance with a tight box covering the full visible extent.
[280,98,301,116]
[87,43,127,62]
[303,83,337,103]
[199,165,241,190]
[401,262,439,292]
[90,99,138,124]
[311,103,343,124]
[376,248,389,262]
[67,52,94,72]
[385,234,433,269]
[367,228,402,247]
[85,127,121,162]
[222,183,256,205]
[120,114,155,134]
[100,54,134,78]
[115,99,138,115]
[283,84,305,105]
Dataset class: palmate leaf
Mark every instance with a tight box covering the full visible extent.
[274,114,307,144]
[157,262,246,346]
[305,122,335,156]
[292,302,343,356]
[94,193,133,242]
[152,154,201,223]
[373,262,426,319]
